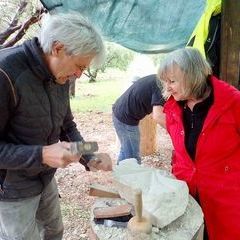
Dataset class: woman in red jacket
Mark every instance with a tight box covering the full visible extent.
[158,47,240,240]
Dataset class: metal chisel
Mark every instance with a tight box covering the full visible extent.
[70,141,98,155]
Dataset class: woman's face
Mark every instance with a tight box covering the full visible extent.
[164,65,186,101]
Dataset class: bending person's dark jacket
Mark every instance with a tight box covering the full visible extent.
[0,38,88,200]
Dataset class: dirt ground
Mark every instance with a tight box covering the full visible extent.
[55,112,173,240]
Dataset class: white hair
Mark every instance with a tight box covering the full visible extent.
[157,47,212,99]
[38,12,105,67]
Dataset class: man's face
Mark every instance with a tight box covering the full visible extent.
[48,42,94,85]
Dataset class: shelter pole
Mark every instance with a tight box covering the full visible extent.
[220,0,240,89]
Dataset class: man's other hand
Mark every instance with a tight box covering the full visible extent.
[87,153,112,172]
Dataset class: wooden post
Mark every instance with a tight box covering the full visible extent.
[220,0,240,89]
[139,114,157,156]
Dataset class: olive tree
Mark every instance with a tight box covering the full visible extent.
[0,0,45,48]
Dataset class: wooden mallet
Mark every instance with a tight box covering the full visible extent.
[127,188,152,234]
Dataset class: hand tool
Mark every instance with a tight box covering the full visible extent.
[127,189,152,234]
[94,214,132,228]
[70,141,98,155]
[104,219,128,228]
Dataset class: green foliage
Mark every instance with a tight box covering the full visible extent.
[70,69,123,113]
[101,42,134,72]
[149,53,166,67]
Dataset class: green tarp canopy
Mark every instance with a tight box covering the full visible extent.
[39,0,205,53]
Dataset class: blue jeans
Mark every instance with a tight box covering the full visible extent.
[112,114,141,164]
[0,178,63,240]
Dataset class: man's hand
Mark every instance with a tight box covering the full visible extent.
[87,153,112,172]
[42,142,80,168]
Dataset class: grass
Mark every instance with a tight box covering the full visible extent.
[70,69,124,113]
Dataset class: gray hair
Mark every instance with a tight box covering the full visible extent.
[38,12,105,67]
[157,47,212,99]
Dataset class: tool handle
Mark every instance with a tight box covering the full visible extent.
[134,189,142,222]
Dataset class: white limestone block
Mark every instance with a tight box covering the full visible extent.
[113,159,189,228]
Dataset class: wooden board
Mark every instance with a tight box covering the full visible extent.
[89,184,121,198]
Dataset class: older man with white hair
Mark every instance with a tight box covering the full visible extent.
[0,12,111,240]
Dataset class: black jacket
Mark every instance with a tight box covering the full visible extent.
[112,74,165,125]
[0,38,84,200]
